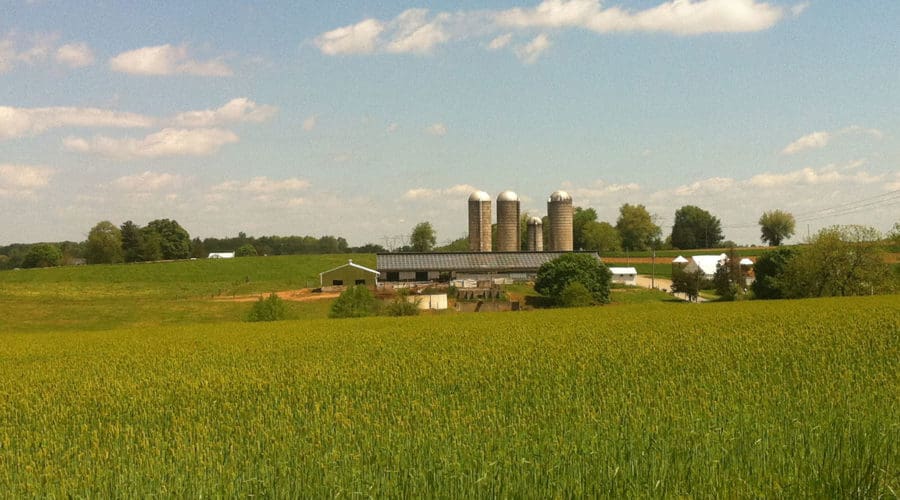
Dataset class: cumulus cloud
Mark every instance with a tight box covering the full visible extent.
[302,115,318,132]
[516,34,552,63]
[109,44,232,76]
[0,164,54,197]
[172,98,277,127]
[487,33,514,50]
[791,2,810,17]
[748,164,883,188]
[0,105,155,140]
[210,177,311,204]
[782,126,884,155]
[315,19,385,55]
[55,42,95,68]
[425,122,448,136]
[403,184,478,200]
[64,128,239,158]
[108,171,185,192]
[385,9,450,54]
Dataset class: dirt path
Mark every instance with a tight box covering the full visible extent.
[633,275,706,302]
[212,289,340,303]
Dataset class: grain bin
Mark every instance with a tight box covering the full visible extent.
[495,191,520,252]
[547,190,573,251]
[468,191,492,252]
[526,216,543,252]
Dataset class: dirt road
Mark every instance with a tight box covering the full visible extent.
[633,275,706,302]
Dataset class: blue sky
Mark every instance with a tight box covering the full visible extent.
[2,0,898,247]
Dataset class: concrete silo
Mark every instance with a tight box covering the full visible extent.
[495,191,520,252]
[468,191,492,252]
[547,190,573,251]
[526,216,543,252]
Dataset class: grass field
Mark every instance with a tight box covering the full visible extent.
[1,294,897,496]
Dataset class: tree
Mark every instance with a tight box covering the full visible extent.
[778,225,891,298]
[572,207,598,250]
[616,204,661,251]
[85,221,123,264]
[712,248,747,301]
[247,293,286,322]
[751,247,796,300]
[235,244,258,257]
[534,253,612,305]
[22,243,62,268]
[559,281,594,307]
[145,219,191,260]
[670,205,723,249]
[671,267,704,302]
[759,210,796,246]
[120,221,144,262]
[329,285,378,318]
[410,222,436,252]
[581,221,622,253]
[139,227,163,262]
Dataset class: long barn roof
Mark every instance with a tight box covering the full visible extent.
[376,252,601,272]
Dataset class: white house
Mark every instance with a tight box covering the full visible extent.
[682,254,728,278]
[208,252,235,259]
[609,267,638,285]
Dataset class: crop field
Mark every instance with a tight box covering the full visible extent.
[0,295,897,496]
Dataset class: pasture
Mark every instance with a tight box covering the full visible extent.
[0,290,897,496]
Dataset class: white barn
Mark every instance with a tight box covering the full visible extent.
[682,254,727,278]
[609,267,638,285]
[208,252,235,259]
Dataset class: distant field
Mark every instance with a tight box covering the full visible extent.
[0,296,896,496]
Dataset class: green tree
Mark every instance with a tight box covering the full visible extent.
[85,221,123,264]
[671,267,704,302]
[410,222,437,252]
[712,248,747,301]
[778,225,891,298]
[235,244,258,257]
[670,205,723,249]
[329,285,379,318]
[145,219,191,260]
[22,243,62,268]
[139,227,163,262]
[751,247,796,300]
[758,209,796,246]
[572,207,598,250]
[616,204,660,251]
[558,281,594,307]
[247,293,287,322]
[435,237,469,252]
[534,253,612,305]
[581,221,622,253]
[120,221,144,262]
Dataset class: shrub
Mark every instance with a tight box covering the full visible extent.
[534,253,611,305]
[384,294,421,316]
[558,281,594,308]
[329,285,378,318]
[247,293,286,322]
[235,244,258,257]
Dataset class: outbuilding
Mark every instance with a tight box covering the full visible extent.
[376,251,602,283]
[609,267,638,285]
[319,259,380,288]
[208,252,235,259]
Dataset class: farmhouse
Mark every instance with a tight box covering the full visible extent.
[376,252,602,283]
[609,267,638,285]
[319,259,380,288]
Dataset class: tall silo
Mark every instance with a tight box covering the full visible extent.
[468,191,492,252]
[547,190,573,251]
[496,191,520,252]
[526,216,543,252]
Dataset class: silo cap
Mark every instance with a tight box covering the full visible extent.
[549,190,572,202]
[527,216,543,225]
[468,190,491,202]
[497,190,519,202]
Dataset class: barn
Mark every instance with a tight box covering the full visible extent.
[319,260,380,288]
[609,267,638,285]
[376,252,602,283]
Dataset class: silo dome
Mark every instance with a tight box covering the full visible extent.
[549,190,572,202]
[497,190,519,202]
[468,190,491,202]
[528,216,543,226]
[495,190,520,251]
[526,216,543,251]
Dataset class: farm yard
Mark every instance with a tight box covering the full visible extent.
[0,255,897,496]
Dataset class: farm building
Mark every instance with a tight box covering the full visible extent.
[319,260,380,288]
[208,252,235,259]
[376,252,602,283]
[681,254,728,278]
[609,267,638,285]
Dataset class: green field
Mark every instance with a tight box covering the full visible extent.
[0,258,897,496]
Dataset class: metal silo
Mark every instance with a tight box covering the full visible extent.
[496,191,520,252]
[547,190,573,251]
[526,216,543,252]
[468,191,492,252]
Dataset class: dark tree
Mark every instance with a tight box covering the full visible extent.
[616,203,661,251]
[85,221,123,264]
[572,207,598,250]
[751,247,796,300]
[22,243,62,268]
[534,253,612,305]
[671,267,705,302]
[410,222,437,252]
[670,205,723,249]
[120,221,144,262]
[712,248,746,301]
[235,244,258,257]
[581,221,622,253]
[145,219,191,260]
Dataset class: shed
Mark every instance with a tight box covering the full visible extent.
[407,294,448,310]
[609,267,638,285]
[319,260,380,288]
[377,251,602,282]
[208,252,235,259]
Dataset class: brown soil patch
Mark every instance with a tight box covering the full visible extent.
[212,289,340,303]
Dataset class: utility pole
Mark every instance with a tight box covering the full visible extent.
[651,248,656,290]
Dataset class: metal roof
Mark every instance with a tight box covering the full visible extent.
[609,267,638,275]
[376,252,601,272]
[497,190,519,202]
[468,190,491,202]
[320,259,380,277]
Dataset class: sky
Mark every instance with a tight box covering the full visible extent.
[2,0,898,248]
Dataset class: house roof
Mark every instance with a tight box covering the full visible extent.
[609,267,638,275]
[739,258,754,266]
[320,259,380,277]
[672,255,689,264]
[688,254,728,275]
[376,252,601,272]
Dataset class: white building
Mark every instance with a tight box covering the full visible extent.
[682,254,728,278]
[609,267,638,285]
[208,252,235,259]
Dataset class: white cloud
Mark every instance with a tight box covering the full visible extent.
[302,115,318,132]
[314,19,385,55]
[109,44,232,76]
[64,128,239,158]
[211,176,310,194]
[55,42,95,68]
[0,105,154,140]
[403,184,478,200]
[172,98,277,127]
[487,33,514,50]
[791,2,810,17]
[0,164,54,197]
[425,122,448,136]
[385,9,450,54]
[516,33,552,64]
[108,171,185,192]
[748,165,883,188]
[782,126,883,155]
[386,122,400,133]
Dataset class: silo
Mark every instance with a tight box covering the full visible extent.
[468,191,492,252]
[495,191,520,252]
[547,190,573,251]
[526,216,543,252]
